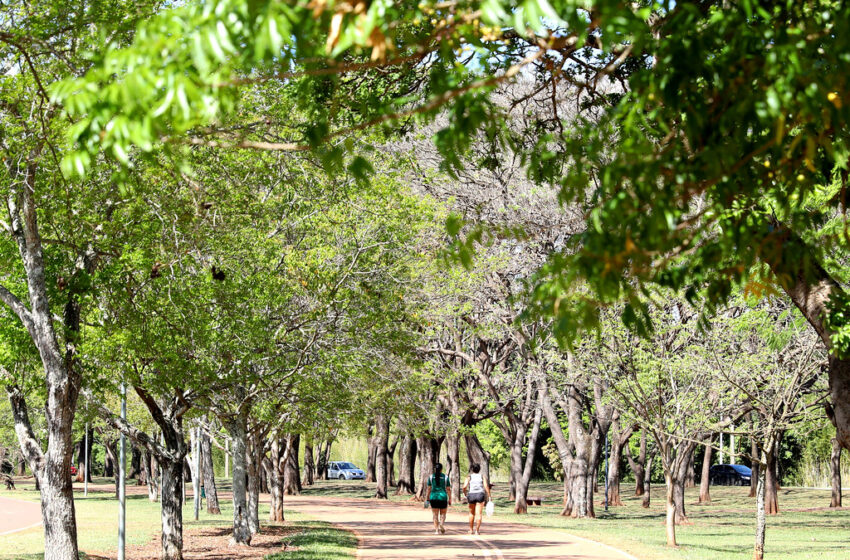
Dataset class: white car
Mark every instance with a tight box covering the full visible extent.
[328,461,365,480]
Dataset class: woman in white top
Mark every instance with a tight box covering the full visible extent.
[462,463,490,535]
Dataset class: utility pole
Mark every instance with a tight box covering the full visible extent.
[118,383,126,560]
[719,432,724,465]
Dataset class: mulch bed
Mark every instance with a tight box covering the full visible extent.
[85,525,298,560]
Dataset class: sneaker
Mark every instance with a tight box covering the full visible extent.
[434,530,440,535]
[440,525,445,534]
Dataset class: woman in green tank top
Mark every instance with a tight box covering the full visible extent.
[426,462,451,534]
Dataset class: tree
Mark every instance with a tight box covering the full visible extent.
[58,1,850,458]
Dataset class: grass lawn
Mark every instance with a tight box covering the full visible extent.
[300,478,850,560]
[0,478,356,560]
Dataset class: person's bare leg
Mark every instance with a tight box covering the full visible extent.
[475,503,483,534]
[468,504,475,533]
[439,508,447,533]
[432,508,440,533]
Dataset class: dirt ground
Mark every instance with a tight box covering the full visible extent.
[285,494,638,560]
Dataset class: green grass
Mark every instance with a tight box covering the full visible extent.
[494,482,850,560]
[0,478,357,560]
[301,478,850,560]
[265,511,356,560]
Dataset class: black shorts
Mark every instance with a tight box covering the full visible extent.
[429,499,448,509]
[467,492,486,504]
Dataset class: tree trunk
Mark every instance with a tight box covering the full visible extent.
[283,434,301,495]
[143,450,159,502]
[685,446,696,488]
[129,445,142,480]
[317,438,333,480]
[506,425,525,502]
[762,229,850,452]
[103,437,120,496]
[754,447,768,560]
[750,438,759,498]
[464,432,491,487]
[226,413,251,546]
[200,430,220,514]
[415,436,438,500]
[764,448,779,515]
[374,415,390,499]
[514,406,543,514]
[672,441,696,524]
[627,431,647,496]
[387,435,398,488]
[160,456,185,560]
[302,440,315,487]
[642,453,652,508]
[446,434,462,503]
[829,357,850,452]
[665,471,677,547]
[365,426,378,483]
[247,428,262,534]
[830,438,842,508]
[395,435,416,495]
[607,420,633,508]
[266,435,285,522]
[698,441,712,504]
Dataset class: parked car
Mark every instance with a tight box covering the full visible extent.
[70,466,77,476]
[709,464,752,486]
[328,461,365,480]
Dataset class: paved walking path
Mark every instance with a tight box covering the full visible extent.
[0,496,41,536]
[285,495,638,560]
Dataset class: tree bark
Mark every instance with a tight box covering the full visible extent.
[387,435,398,488]
[365,426,378,483]
[750,438,759,498]
[514,405,542,514]
[446,434,462,503]
[627,431,648,496]
[200,430,220,514]
[142,450,159,502]
[754,445,768,560]
[415,436,438,500]
[606,419,634,507]
[698,440,712,504]
[283,433,301,495]
[160,454,185,559]
[642,452,652,508]
[664,471,677,547]
[671,441,696,524]
[247,428,263,534]
[765,448,779,515]
[302,439,315,487]
[374,414,390,499]
[685,445,696,488]
[830,438,842,508]
[266,435,285,522]
[226,412,251,546]
[463,432,491,487]
[762,227,850,452]
[395,435,416,495]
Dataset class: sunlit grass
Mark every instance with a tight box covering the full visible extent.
[301,479,850,560]
[0,478,356,560]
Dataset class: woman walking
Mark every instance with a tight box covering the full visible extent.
[426,462,451,534]
[462,463,490,535]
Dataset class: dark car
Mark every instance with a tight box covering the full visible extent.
[709,464,752,486]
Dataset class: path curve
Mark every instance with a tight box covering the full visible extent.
[285,495,638,560]
[0,495,42,536]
